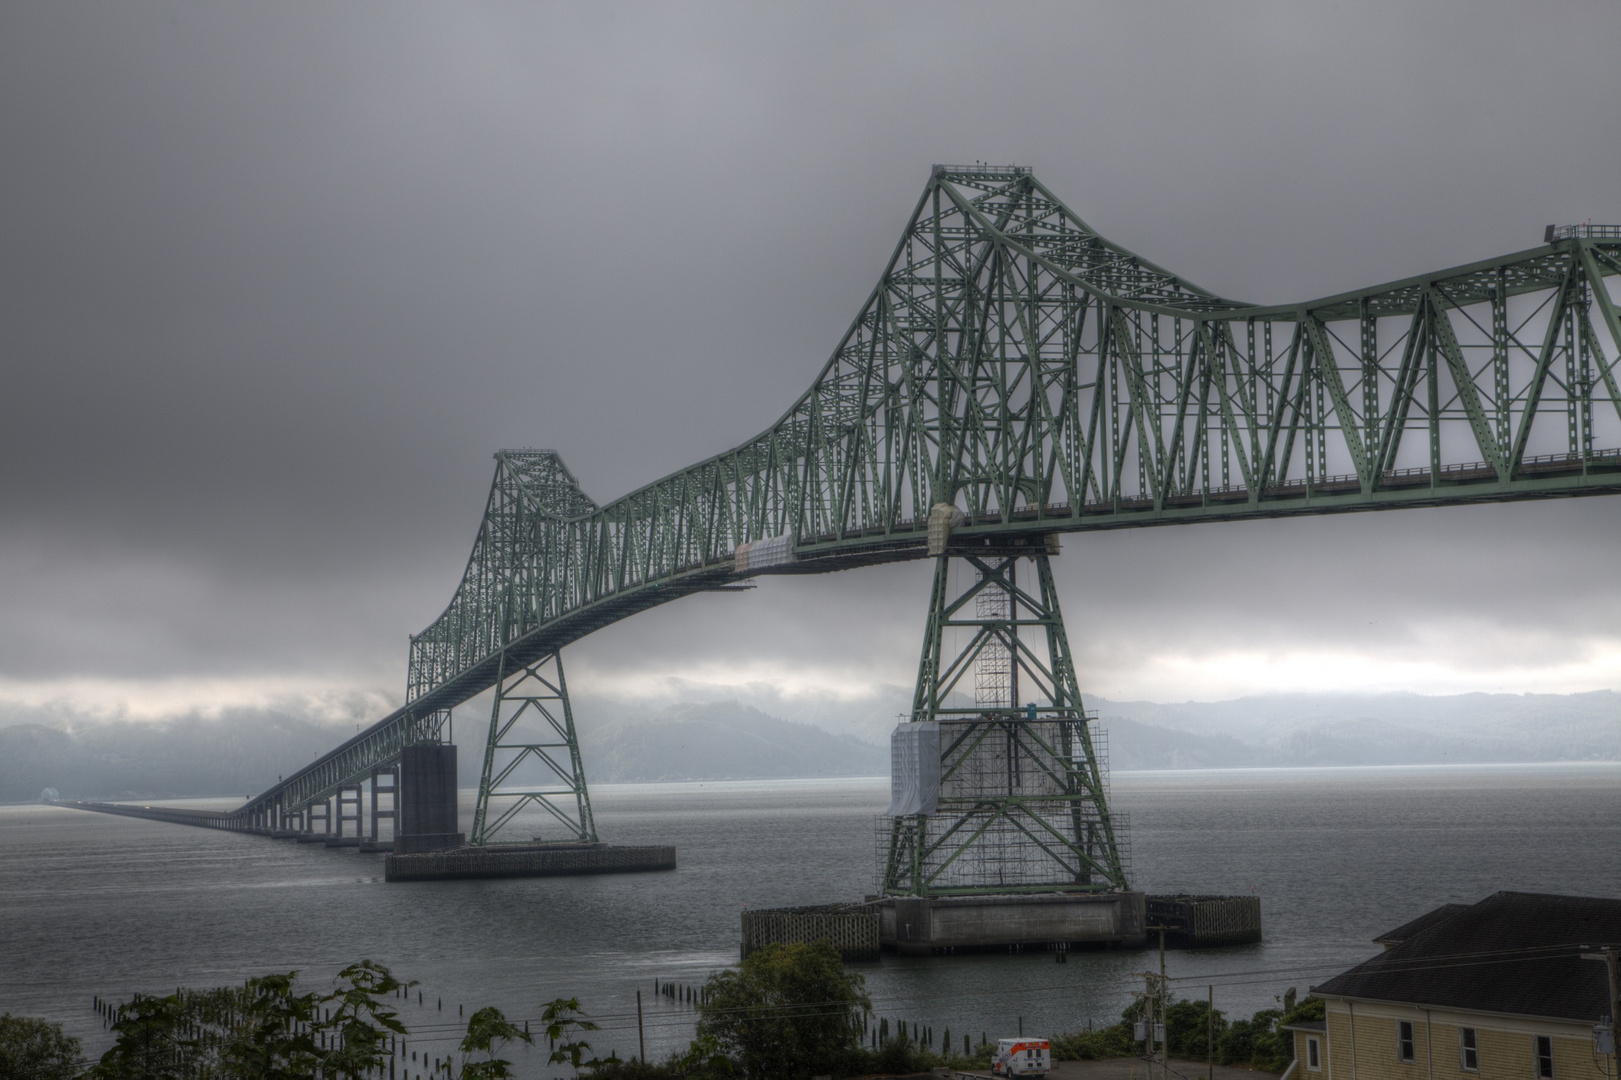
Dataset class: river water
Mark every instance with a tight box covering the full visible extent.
[3,763,1618,1074]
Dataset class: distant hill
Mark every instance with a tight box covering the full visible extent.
[1091,690,1621,767]
[0,712,351,803]
[577,702,887,783]
[1101,716,1264,771]
[4,689,1616,803]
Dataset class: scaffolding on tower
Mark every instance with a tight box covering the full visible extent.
[881,542,1128,896]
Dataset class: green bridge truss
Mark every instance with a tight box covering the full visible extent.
[212,166,1617,884]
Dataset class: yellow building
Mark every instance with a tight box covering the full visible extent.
[1286,893,1618,1080]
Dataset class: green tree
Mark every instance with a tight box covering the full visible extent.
[1218,1008,1282,1069]
[217,973,323,1079]
[90,961,412,1079]
[672,1034,736,1080]
[87,992,194,1078]
[458,1006,533,1080]
[1282,997,1325,1026]
[320,961,411,1079]
[1165,998,1226,1060]
[0,1014,82,1080]
[540,997,602,1072]
[1051,1023,1136,1061]
[1253,997,1327,1072]
[696,941,870,1080]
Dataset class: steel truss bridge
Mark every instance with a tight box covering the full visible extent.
[102,166,1621,895]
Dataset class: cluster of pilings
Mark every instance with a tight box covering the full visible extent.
[89,979,520,1080]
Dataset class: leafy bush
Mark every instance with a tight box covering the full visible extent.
[1053,992,1321,1071]
[1283,997,1325,1025]
[865,1024,939,1075]
[1164,999,1224,1060]
[1052,1023,1137,1061]
[87,961,523,1080]
[0,1014,81,1080]
[87,961,409,1080]
[697,942,870,1080]
[589,1033,737,1080]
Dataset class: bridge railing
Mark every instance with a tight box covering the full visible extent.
[1551,224,1621,242]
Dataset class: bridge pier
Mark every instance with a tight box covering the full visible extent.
[395,743,463,854]
[271,798,299,838]
[298,797,332,843]
[326,784,364,847]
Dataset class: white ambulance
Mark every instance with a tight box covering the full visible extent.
[992,1038,1051,1077]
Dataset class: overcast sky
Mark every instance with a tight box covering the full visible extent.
[2,1,1618,734]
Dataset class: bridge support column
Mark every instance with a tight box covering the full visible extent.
[297,799,332,842]
[470,649,596,846]
[326,784,364,847]
[881,549,1127,897]
[396,743,464,853]
[368,766,398,842]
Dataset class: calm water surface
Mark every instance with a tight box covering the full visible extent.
[3,763,1618,1073]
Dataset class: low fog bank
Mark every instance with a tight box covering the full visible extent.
[3,690,1616,802]
[0,711,354,803]
[1096,690,1621,769]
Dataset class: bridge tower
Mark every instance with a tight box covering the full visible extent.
[882,538,1127,896]
[470,649,597,846]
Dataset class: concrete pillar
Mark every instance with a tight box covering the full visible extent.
[395,743,464,853]
[369,769,380,842]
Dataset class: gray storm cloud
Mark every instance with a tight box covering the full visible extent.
[1,1,1617,721]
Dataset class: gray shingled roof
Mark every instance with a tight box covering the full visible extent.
[1374,903,1471,947]
[1314,892,1618,1022]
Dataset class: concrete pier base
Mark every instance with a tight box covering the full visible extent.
[743,905,881,961]
[296,833,328,844]
[394,744,464,854]
[270,830,301,839]
[877,891,1147,955]
[358,839,394,853]
[324,836,362,848]
[1146,894,1263,947]
[384,843,675,882]
[741,891,1263,958]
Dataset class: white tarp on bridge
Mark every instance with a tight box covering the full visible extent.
[886,721,940,816]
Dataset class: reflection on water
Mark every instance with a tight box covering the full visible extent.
[3,763,1618,1071]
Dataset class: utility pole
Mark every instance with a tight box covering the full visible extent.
[1581,947,1620,1058]
[1158,927,1168,1080]
[1140,972,1158,1079]
[1208,985,1215,1080]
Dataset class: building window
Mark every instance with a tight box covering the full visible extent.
[1460,1027,1479,1072]
[1399,1020,1416,1063]
[1536,1035,1554,1078]
[1308,1037,1321,1071]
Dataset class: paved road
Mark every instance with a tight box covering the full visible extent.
[1047,1059,1281,1080]
[944,1060,1281,1080]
